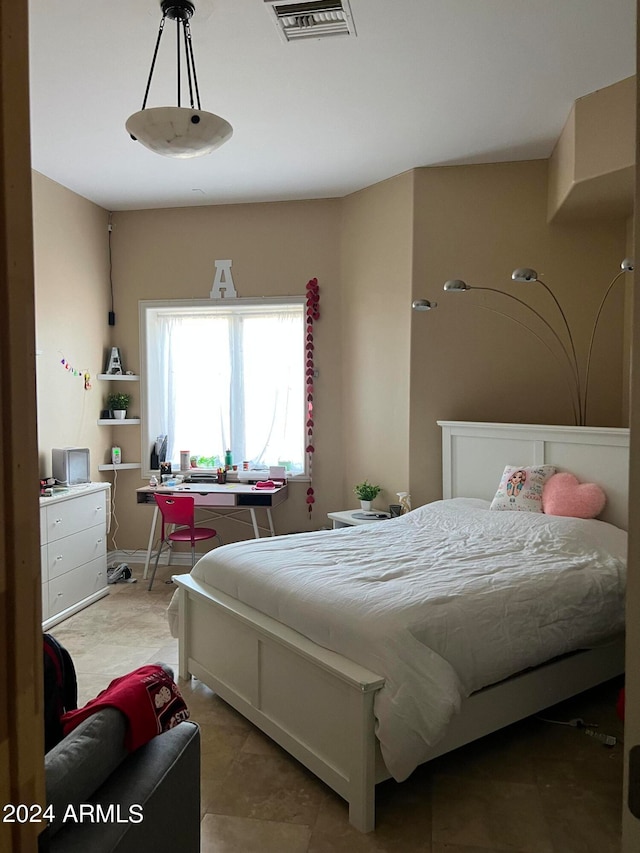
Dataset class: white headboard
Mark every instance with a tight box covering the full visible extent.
[438,421,630,531]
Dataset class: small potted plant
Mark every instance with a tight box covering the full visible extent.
[354,480,381,511]
[107,392,131,420]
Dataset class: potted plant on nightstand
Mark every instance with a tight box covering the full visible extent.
[107,392,131,420]
[354,480,381,512]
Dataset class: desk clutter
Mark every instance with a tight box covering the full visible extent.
[150,465,287,488]
[149,439,289,487]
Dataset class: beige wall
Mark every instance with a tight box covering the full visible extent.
[409,160,628,508]
[340,172,414,510]
[32,172,112,480]
[548,103,576,217]
[29,87,632,554]
[31,160,630,548]
[574,76,636,183]
[548,76,635,221]
[107,200,342,547]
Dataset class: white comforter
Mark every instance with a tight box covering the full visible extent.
[178,498,627,780]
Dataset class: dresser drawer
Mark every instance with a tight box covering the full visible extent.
[46,491,106,542]
[41,543,48,583]
[40,507,46,543]
[48,556,108,618]
[47,524,107,581]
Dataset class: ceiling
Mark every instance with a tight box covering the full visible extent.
[28,0,636,212]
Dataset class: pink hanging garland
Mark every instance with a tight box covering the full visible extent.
[305,277,319,517]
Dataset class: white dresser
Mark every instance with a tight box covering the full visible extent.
[40,482,110,629]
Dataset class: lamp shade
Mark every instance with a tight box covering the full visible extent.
[443,279,470,292]
[126,107,233,158]
[511,268,538,282]
[412,299,437,311]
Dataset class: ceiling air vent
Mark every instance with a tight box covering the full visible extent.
[264,0,356,42]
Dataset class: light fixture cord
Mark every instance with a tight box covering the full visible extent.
[176,15,182,107]
[582,269,627,425]
[185,20,202,109]
[472,304,580,425]
[141,13,167,110]
[534,279,581,421]
[476,287,582,423]
[182,20,196,109]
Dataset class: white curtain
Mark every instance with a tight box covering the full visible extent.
[242,311,303,469]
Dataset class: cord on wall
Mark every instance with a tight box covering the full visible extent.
[110,466,119,546]
[108,212,116,326]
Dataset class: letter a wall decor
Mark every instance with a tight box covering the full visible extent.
[210,259,237,299]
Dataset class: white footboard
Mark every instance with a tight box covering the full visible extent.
[174,574,385,832]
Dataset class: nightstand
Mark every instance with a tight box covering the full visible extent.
[327,510,391,529]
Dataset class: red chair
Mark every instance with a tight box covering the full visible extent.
[148,493,222,591]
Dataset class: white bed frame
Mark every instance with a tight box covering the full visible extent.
[174,421,629,832]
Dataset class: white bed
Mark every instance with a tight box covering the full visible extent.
[172,421,629,831]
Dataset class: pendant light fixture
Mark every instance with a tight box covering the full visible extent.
[126,0,233,158]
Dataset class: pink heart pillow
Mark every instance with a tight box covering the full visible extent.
[542,472,606,519]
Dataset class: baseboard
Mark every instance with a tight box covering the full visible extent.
[107,550,194,568]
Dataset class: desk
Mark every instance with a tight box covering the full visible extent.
[137,483,288,579]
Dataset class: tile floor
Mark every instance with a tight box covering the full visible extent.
[51,563,625,852]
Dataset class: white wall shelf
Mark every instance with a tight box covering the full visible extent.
[98,463,142,471]
[98,375,142,468]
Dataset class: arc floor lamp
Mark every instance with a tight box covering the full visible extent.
[413,260,634,426]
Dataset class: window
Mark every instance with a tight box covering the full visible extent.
[140,298,306,476]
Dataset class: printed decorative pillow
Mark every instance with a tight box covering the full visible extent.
[489,465,556,512]
[542,472,606,519]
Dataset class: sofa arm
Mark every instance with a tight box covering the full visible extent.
[49,721,200,853]
[46,707,129,836]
